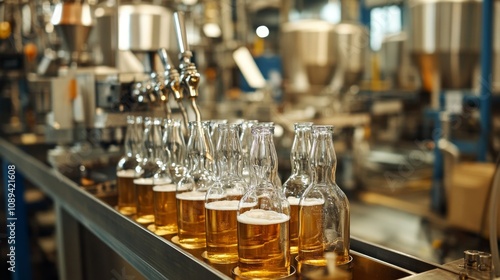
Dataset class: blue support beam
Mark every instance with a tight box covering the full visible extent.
[3,160,32,280]
[479,0,493,161]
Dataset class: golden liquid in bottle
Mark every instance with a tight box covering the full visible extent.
[205,200,240,263]
[133,178,155,224]
[237,209,290,279]
[287,197,300,255]
[176,191,206,249]
[116,170,137,216]
[149,184,178,235]
[298,198,350,272]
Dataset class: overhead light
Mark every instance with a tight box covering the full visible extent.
[203,22,221,38]
[256,25,269,38]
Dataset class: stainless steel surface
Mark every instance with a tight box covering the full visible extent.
[350,250,415,279]
[380,32,415,89]
[281,19,368,94]
[51,2,93,62]
[408,0,482,91]
[173,11,192,62]
[117,4,173,52]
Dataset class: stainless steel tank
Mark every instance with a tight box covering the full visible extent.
[281,19,368,94]
[93,3,176,67]
[51,2,94,63]
[408,0,482,91]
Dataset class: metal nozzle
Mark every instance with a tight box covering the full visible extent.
[157,47,189,129]
[172,11,202,123]
[157,48,173,72]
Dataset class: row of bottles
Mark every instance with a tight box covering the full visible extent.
[115,117,350,279]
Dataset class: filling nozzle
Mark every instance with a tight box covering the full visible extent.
[157,48,190,130]
[180,63,202,122]
[174,11,203,123]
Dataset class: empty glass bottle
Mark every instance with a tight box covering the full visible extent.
[298,125,350,273]
[282,122,313,255]
[205,123,248,264]
[176,121,215,249]
[133,117,166,224]
[116,115,143,216]
[235,121,292,279]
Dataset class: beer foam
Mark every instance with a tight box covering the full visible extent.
[237,209,289,225]
[287,197,300,205]
[153,184,177,192]
[154,177,172,185]
[205,200,240,210]
[133,178,154,185]
[300,198,325,206]
[176,191,206,201]
[117,169,136,178]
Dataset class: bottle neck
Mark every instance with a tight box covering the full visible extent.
[124,122,134,157]
[250,130,279,185]
[290,129,311,176]
[187,122,214,173]
[310,133,336,184]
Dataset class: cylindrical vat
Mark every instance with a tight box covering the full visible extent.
[408,0,482,91]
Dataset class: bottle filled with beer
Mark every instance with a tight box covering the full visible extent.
[298,125,351,274]
[148,119,183,236]
[116,115,143,216]
[283,122,313,255]
[133,117,167,225]
[204,123,248,264]
[176,121,215,249]
[236,123,292,279]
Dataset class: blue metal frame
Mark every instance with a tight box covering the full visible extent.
[479,0,493,162]
[3,160,32,280]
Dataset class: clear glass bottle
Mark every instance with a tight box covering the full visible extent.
[148,119,180,236]
[236,122,291,278]
[116,115,143,216]
[163,119,187,184]
[205,123,248,264]
[283,122,313,255]
[133,117,165,224]
[298,125,350,274]
[176,121,215,249]
[249,124,281,188]
[240,120,258,183]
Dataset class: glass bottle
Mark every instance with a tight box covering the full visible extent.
[133,117,165,224]
[205,123,248,264]
[116,115,143,216]
[249,124,281,188]
[240,120,258,183]
[298,125,350,274]
[163,119,187,184]
[283,122,313,255]
[236,122,291,278]
[176,121,215,249]
[148,119,181,236]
